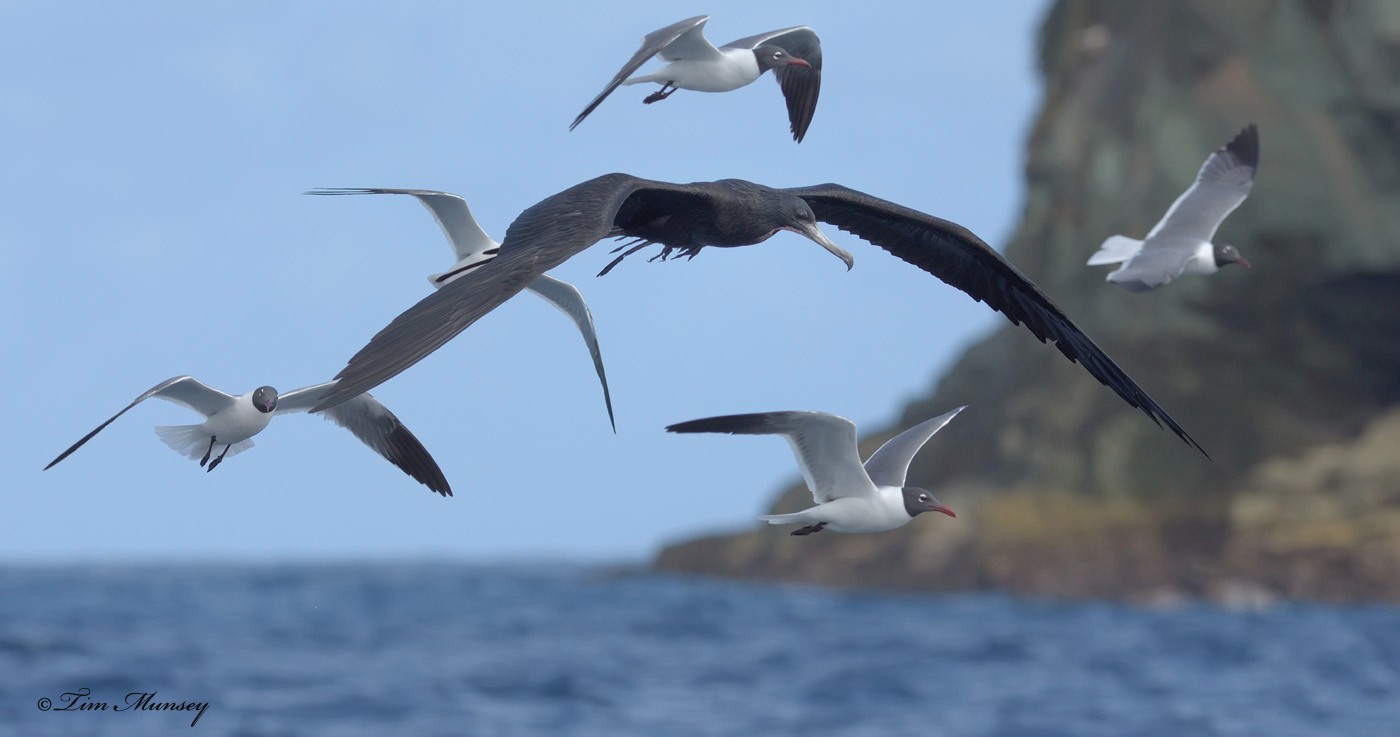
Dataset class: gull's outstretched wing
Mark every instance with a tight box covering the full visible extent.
[787,183,1206,456]
[1145,124,1259,243]
[305,188,498,262]
[861,407,966,488]
[305,188,615,428]
[276,382,451,496]
[571,16,714,131]
[724,26,822,142]
[44,376,236,469]
[667,411,876,502]
[524,275,616,432]
[310,174,708,411]
[1105,248,1197,293]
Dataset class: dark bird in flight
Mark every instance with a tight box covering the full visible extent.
[309,174,1206,456]
[571,16,823,142]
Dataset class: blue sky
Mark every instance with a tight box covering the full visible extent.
[2,2,1043,561]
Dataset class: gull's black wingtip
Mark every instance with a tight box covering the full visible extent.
[1221,123,1259,169]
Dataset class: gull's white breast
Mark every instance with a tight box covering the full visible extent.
[816,488,912,533]
[202,396,272,444]
[632,48,762,93]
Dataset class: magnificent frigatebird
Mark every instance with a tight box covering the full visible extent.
[309,173,1207,456]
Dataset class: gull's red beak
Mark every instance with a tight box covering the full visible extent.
[933,505,956,519]
[1238,257,1252,269]
[788,57,811,69]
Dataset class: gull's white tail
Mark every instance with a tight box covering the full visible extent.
[154,425,254,461]
[1087,235,1144,266]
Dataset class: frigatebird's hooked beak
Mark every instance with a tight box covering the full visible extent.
[784,222,854,270]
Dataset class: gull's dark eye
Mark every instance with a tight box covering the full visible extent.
[918,494,929,503]
[773,51,782,59]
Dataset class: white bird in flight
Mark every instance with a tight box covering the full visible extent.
[667,407,964,535]
[570,15,823,142]
[1089,123,1258,292]
[305,187,616,430]
[44,376,452,496]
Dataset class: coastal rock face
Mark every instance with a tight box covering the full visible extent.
[654,0,1400,602]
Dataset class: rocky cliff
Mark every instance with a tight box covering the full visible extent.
[653,0,1400,603]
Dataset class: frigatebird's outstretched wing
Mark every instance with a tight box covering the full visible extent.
[787,183,1206,456]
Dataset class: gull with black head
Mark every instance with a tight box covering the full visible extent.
[1089,124,1258,292]
[45,376,451,495]
[571,15,822,142]
[308,173,1207,456]
[667,408,965,535]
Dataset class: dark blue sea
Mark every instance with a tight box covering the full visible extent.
[2,564,1398,736]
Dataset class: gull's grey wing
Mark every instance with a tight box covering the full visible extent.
[787,183,1206,457]
[305,188,498,262]
[310,173,705,412]
[570,15,713,131]
[524,274,616,432]
[723,27,822,142]
[657,16,723,61]
[1145,124,1259,243]
[667,411,876,503]
[1106,247,1195,292]
[276,382,452,496]
[44,376,236,469]
[862,406,966,488]
[721,25,819,53]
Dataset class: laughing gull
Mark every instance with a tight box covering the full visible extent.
[667,408,964,535]
[44,376,451,495]
[305,187,616,430]
[308,173,1206,456]
[1089,124,1258,292]
[571,15,822,142]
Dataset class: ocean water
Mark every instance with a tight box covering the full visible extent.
[1,564,1398,736]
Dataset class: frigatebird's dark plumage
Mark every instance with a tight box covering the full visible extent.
[310,174,1206,456]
